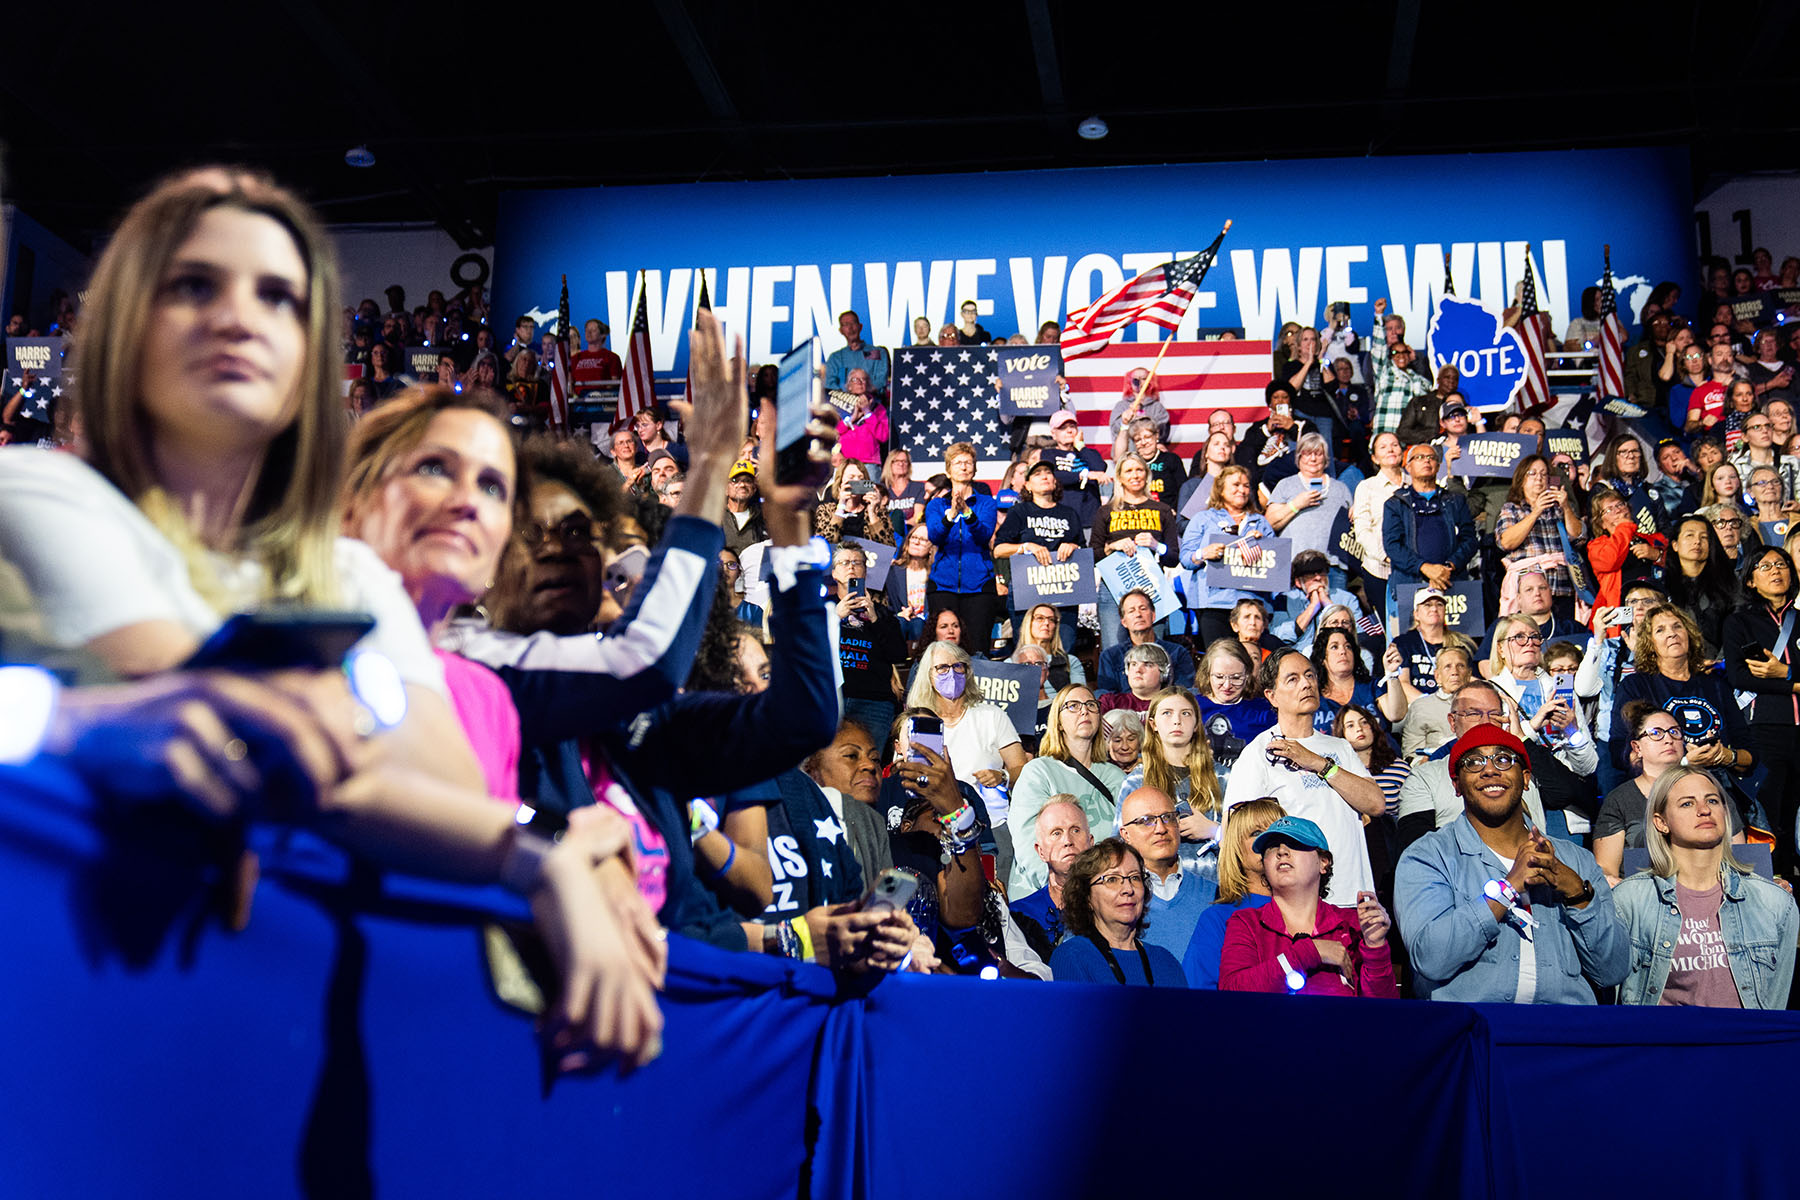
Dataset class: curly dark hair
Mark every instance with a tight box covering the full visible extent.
[685,570,753,692]
[1060,838,1148,940]
[517,434,622,532]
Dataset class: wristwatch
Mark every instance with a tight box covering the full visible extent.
[1563,877,1595,907]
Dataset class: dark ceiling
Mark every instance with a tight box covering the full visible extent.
[4,0,1797,254]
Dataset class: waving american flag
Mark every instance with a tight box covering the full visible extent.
[1061,222,1231,359]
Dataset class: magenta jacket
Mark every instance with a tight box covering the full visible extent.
[838,402,889,467]
[1218,897,1398,998]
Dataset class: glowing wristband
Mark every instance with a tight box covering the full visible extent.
[1483,879,1539,930]
[346,650,407,729]
[790,915,814,962]
[1277,953,1305,992]
[0,666,59,764]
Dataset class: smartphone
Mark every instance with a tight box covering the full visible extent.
[184,611,376,672]
[604,544,649,597]
[846,576,866,600]
[775,337,834,488]
[1307,478,1326,492]
[845,480,876,495]
[861,867,920,915]
[1740,640,1768,663]
[908,715,945,765]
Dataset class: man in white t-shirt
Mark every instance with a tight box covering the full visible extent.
[1222,647,1386,903]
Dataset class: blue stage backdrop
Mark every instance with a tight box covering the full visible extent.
[495,148,1692,375]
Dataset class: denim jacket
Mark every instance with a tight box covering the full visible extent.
[1381,486,1477,586]
[1611,869,1799,1008]
[1395,814,1630,1004]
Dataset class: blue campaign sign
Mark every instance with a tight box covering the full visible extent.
[1203,535,1292,594]
[996,346,1062,419]
[1426,298,1526,411]
[969,659,1043,738]
[845,536,896,591]
[6,337,65,387]
[1544,430,1587,464]
[493,148,1692,379]
[1452,432,1538,479]
[1394,581,1487,637]
[1009,548,1098,610]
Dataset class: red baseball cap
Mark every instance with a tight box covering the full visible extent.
[1447,724,1526,769]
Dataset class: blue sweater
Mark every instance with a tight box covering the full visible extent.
[1143,870,1218,959]
[1183,893,1272,988]
[924,493,999,593]
[1050,936,1185,987]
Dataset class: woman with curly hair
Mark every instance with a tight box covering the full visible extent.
[815,457,893,545]
[1047,838,1186,987]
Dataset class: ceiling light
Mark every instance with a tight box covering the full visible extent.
[345,145,376,168]
[1076,116,1109,141]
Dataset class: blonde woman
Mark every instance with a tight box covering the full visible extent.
[1182,797,1284,988]
[1007,683,1124,896]
[814,458,893,545]
[1612,767,1798,1007]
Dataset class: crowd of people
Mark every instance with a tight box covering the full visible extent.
[5,167,1800,1088]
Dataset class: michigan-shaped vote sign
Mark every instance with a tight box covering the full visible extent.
[1009,548,1098,610]
[1203,535,1292,594]
[1426,297,1526,411]
[996,346,1062,419]
[1451,432,1537,479]
[1098,548,1180,622]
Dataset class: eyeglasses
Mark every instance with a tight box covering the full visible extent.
[1755,557,1791,572]
[1638,726,1686,743]
[1752,478,1782,488]
[1746,422,1772,432]
[1505,632,1543,645]
[1715,519,1744,530]
[1452,709,1506,723]
[931,663,969,677]
[1456,749,1524,773]
[1122,812,1180,831]
[1062,699,1100,714]
[1091,871,1147,890]
[1210,673,1247,688]
[720,559,743,573]
[521,514,599,549]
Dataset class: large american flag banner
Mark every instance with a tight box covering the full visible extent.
[616,271,656,429]
[1515,249,1552,413]
[890,339,1272,482]
[1596,247,1627,400]
[1061,224,1229,359]
[1063,339,1272,465]
[891,345,1013,476]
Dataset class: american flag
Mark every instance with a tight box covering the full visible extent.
[1063,339,1274,467]
[1514,247,1552,414]
[1061,223,1230,359]
[1596,245,1628,400]
[891,345,1013,477]
[546,274,572,433]
[616,271,656,430]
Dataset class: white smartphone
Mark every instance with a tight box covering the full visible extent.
[861,868,920,915]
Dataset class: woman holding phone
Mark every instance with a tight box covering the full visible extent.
[1495,455,1584,621]
[1723,545,1800,880]
[0,168,666,1069]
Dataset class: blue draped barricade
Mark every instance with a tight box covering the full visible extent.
[5,759,1800,1199]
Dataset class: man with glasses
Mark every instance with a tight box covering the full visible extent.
[1118,787,1217,955]
[721,459,767,555]
[1222,649,1385,903]
[1396,724,1627,1004]
[1395,680,1550,850]
[1382,442,1477,633]
[1728,412,1800,504]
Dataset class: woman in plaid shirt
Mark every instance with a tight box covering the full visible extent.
[1496,455,1585,615]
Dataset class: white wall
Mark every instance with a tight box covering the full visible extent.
[329,224,493,316]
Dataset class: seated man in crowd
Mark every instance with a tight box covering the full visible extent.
[1396,639,1477,758]
[1396,725,1627,1004]
[1010,798,1093,960]
[1095,588,1195,694]
[1271,550,1365,652]
[1222,648,1387,904]
[1117,786,1217,957]
[1396,680,1551,847]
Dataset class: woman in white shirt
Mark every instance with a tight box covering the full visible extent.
[0,167,664,1069]
[1351,431,1405,620]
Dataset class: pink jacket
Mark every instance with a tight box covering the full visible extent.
[1218,897,1398,998]
[838,403,889,467]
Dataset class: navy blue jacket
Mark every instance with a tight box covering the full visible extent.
[1381,485,1478,586]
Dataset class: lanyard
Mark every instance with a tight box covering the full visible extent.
[1090,935,1154,986]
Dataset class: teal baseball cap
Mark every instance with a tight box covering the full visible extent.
[1252,815,1331,856]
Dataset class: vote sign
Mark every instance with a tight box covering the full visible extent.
[997,346,1062,419]
[1451,432,1537,479]
[1202,536,1292,595]
[1426,296,1527,411]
